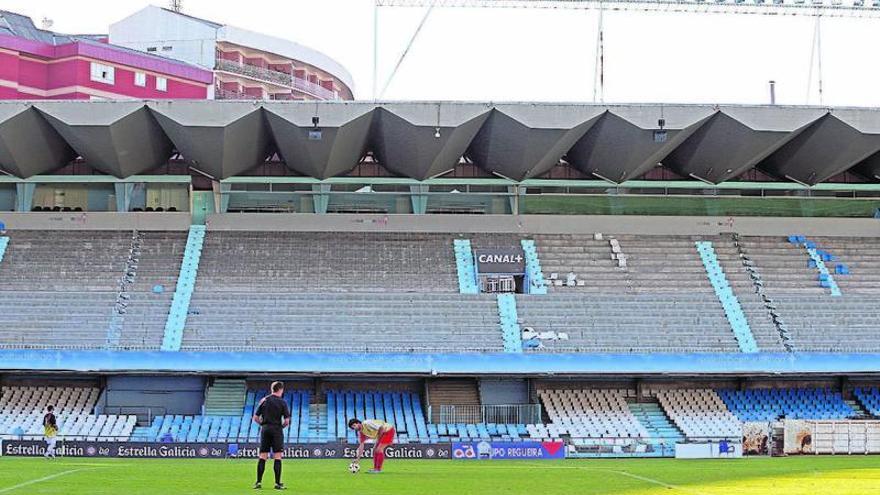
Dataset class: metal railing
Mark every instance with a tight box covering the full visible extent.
[433,404,543,424]
[214,88,263,100]
[292,75,338,100]
[216,59,292,86]
[101,406,167,424]
[215,59,339,100]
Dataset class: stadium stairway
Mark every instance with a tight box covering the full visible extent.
[521,239,548,294]
[0,236,8,263]
[695,241,759,353]
[497,293,523,353]
[203,379,246,416]
[309,403,328,442]
[161,225,205,351]
[628,401,684,446]
[844,399,870,419]
[789,236,842,296]
[853,387,880,417]
[453,239,478,294]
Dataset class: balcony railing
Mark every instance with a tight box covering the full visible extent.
[215,88,262,100]
[215,59,339,100]
[432,404,543,424]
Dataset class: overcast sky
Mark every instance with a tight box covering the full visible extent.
[5,0,880,106]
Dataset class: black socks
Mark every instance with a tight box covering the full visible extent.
[257,459,266,483]
[274,459,282,485]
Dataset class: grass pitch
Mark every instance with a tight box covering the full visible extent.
[0,456,879,495]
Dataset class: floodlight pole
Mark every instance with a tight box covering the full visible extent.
[373,3,380,100]
[592,2,605,103]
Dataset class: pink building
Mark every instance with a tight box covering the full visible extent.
[110,6,355,101]
[0,10,213,100]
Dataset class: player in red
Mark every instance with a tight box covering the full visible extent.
[348,418,395,474]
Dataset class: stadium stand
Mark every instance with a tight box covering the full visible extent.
[853,387,880,417]
[327,390,429,443]
[533,234,629,292]
[118,231,187,349]
[132,386,540,444]
[710,235,786,351]
[738,236,880,352]
[0,231,126,348]
[718,388,855,421]
[183,293,502,352]
[516,293,738,352]
[132,388,314,443]
[538,389,648,439]
[196,232,458,293]
[655,389,742,440]
[0,386,136,441]
[522,235,756,352]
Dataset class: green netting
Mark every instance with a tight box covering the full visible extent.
[522,195,880,218]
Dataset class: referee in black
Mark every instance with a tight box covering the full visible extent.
[253,381,291,490]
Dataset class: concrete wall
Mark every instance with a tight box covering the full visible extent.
[3,210,878,236]
[206,213,880,237]
[0,212,191,231]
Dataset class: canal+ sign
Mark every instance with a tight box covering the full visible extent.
[474,248,526,274]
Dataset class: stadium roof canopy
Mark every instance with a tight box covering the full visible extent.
[2,100,880,184]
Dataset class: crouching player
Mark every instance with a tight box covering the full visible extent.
[349,418,395,474]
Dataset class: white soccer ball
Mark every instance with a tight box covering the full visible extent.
[349,461,360,474]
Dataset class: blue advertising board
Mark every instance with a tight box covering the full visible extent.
[451,441,565,460]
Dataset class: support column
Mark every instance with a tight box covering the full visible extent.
[114,183,136,212]
[15,183,34,212]
[312,184,330,214]
[508,185,525,215]
[410,184,428,215]
[218,182,232,214]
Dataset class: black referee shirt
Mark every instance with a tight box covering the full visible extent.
[255,395,291,429]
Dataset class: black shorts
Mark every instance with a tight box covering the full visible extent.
[260,427,284,454]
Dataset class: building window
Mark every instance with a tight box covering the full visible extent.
[134,72,147,87]
[162,45,173,51]
[147,47,158,52]
[90,63,115,85]
[156,77,168,92]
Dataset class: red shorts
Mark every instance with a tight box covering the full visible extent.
[379,428,396,445]
[362,428,396,445]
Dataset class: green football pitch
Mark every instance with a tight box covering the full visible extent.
[0,456,878,495]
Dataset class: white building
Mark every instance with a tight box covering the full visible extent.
[110,5,355,101]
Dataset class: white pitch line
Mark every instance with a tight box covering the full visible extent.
[0,467,98,494]
[610,469,707,495]
[479,463,708,495]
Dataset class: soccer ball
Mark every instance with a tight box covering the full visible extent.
[348,461,360,474]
